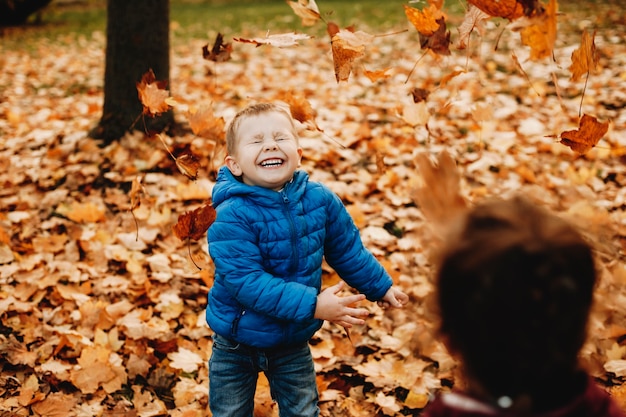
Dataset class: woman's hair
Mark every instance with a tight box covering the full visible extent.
[436,196,596,404]
[225,102,298,155]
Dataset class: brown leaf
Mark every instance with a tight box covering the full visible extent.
[287,0,321,27]
[173,203,216,241]
[202,32,233,63]
[136,69,170,117]
[569,29,599,81]
[468,0,531,20]
[419,18,451,55]
[187,105,226,140]
[330,28,374,82]
[129,175,144,211]
[410,88,430,103]
[175,152,201,180]
[559,114,609,154]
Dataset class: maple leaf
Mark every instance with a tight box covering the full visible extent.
[234,32,312,48]
[330,28,374,82]
[136,69,170,117]
[168,347,204,373]
[559,114,609,154]
[287,0,321,27]
[202,32,232,63]
[518,0,558,60]
[569,29,599,82]
[457,5,491,49]
[419,18,451,55]
[275,90,321,131]
[173,203,216,242]
[404,4,444,36]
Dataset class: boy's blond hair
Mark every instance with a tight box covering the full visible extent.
[225,103,299,155]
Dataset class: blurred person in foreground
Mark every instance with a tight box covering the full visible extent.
[422,196,626,417]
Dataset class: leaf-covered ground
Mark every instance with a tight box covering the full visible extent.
[1,2,626,416]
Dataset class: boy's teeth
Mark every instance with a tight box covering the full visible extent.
[261,159,282,167]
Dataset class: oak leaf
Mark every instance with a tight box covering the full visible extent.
[202,32,232,63]
[569,29,598,82]
[559,114,609,154]
[287,0,321,27]
[330,28,374,82]
[173,203,216,242]
[234,32,311,48]
[136,69,170,117]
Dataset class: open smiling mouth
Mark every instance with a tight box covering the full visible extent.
[260,159,284,167]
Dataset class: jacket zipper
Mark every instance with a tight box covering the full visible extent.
[281,191,299,275]
[231,309,245,337]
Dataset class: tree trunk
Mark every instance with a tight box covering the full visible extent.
[90,0,173,144]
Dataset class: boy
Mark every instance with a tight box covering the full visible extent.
[422,196,625,417]
[206,102,408,417]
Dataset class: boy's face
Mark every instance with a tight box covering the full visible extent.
[225,110,302,191]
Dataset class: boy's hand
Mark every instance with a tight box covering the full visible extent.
[377,286,409,309]
[314,281,369,328]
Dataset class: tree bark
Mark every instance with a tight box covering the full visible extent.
[90,0,173,144]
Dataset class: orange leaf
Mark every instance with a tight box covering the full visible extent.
[569,29,598,82]
[286,0,321,27]
[404,4,444,36]
[187,105,225,140]
[275,90,321,131]
[136,69,170,117]
[363,67,392,82]
[129,175,145,211]
[202,32,232,63]
[234,32,311,48]
[175,152,201,181]
[173,203,216,241]
[330,28,374,82]
[559,114,609,154]
[468,0,524,20]
[519,0,557,60]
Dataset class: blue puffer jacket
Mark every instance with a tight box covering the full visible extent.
[206,166,393,348]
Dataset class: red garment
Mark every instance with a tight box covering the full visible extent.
[421,377,626,417]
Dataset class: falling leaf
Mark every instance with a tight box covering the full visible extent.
[559,114,609,154]
[234,32,312,48]
[468,0,528,20]
[287,0,321,27]
[419,18,451,55]
[136,69,170,117]
[412,151,468,232]
[202,32,232,62]
[410,87,430,103]
[330,28,374,82]
[569,29,599,81]
[519,0,558,60]
[173,203,217,242]
[399,101,431,127]
[404,4,444,36]
[129,175,145,211]
[187,105,226,140]
[457,4,491,49]
[175,152,201,181]
[363,67,392,82]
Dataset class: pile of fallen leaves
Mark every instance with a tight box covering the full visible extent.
[1,0,625,416]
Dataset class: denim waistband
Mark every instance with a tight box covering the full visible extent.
[212,333,309,356]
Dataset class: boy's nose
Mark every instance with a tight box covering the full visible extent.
[263,140,278,150]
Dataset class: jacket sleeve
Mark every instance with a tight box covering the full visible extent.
[208,204,318,323]
[321,187,393,301]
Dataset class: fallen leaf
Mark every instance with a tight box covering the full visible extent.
[168,347,204,373]
[559,114,609,154]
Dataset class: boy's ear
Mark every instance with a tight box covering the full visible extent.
[225,155,243,176]
[297,147,303,167]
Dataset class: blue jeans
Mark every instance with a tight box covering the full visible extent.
[209,334,320,417]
